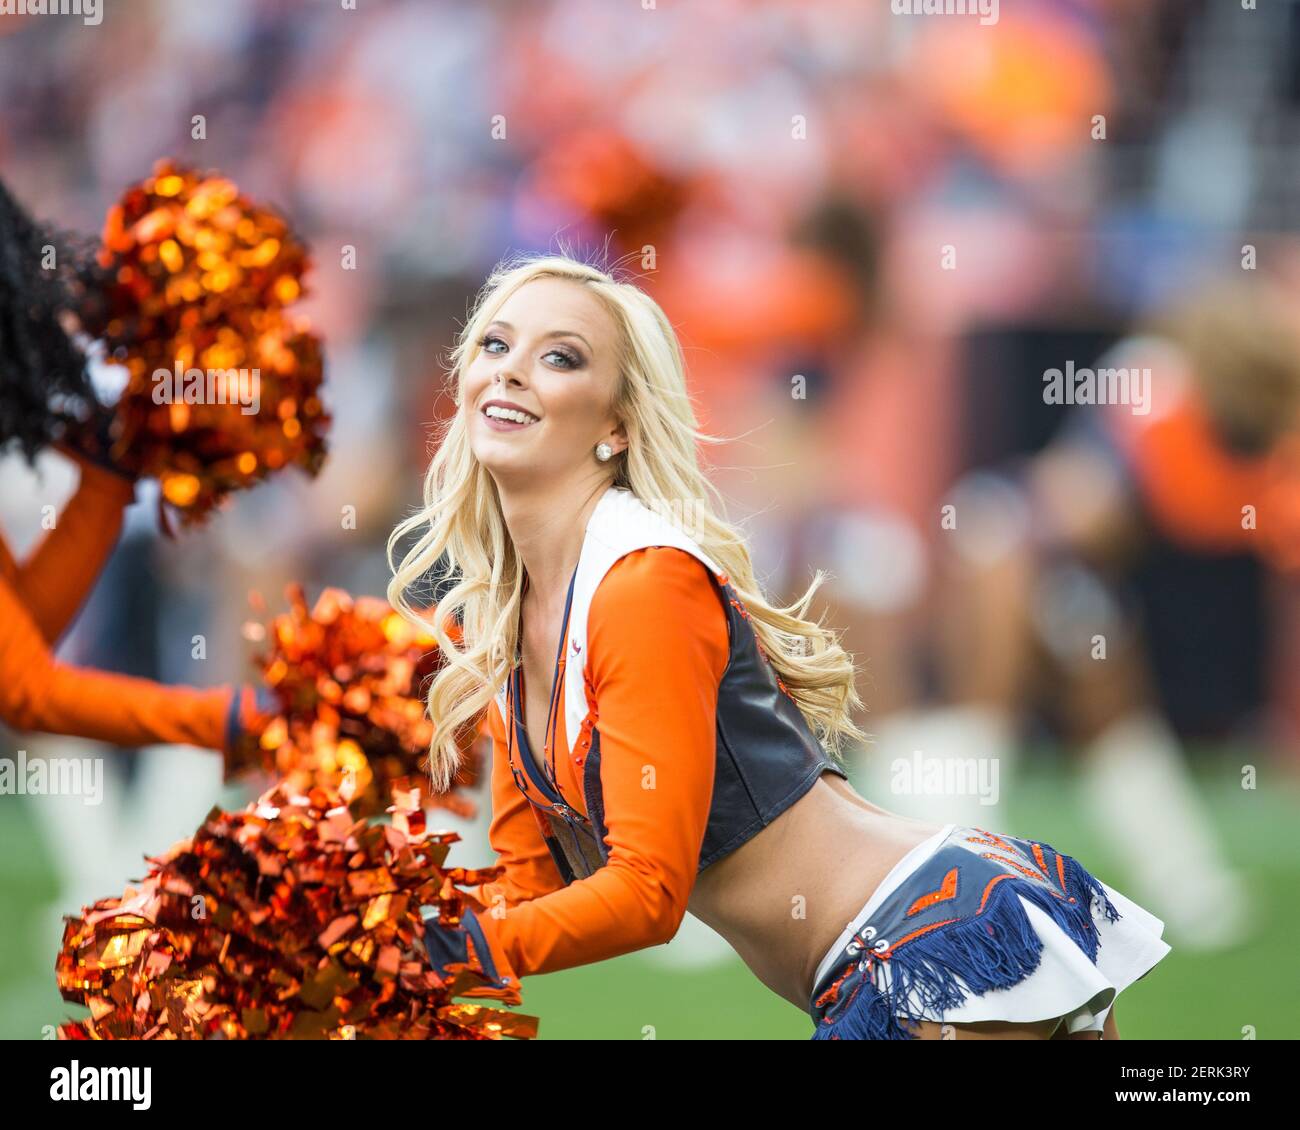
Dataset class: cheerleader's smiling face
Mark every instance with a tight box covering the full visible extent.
[466,276,627,482]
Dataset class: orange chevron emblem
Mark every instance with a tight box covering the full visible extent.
[906,866,959,916]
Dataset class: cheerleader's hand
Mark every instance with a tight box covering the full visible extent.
[222,683,279,782]
[422,907,522,1005]
[55,408,138,485]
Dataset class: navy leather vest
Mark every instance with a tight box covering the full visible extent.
[494,486,849,885]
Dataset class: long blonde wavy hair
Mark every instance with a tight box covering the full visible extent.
[387,253,866,793]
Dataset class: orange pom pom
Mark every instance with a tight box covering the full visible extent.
[91,160,329,526]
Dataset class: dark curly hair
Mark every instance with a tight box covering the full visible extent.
[0,178,106,464]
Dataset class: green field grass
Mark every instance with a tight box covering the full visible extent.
[5,754,1296,1040]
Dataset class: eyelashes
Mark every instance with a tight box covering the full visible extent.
[477,333,583,369]
[549,348,582,368]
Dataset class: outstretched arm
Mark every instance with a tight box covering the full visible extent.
[465,547,729,981]
[0,568,236,752]
[0,451,136,647]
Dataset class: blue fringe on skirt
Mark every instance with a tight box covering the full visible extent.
[810,832,1121,1041]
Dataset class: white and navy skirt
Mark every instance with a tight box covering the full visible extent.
[808,824,1172,1039]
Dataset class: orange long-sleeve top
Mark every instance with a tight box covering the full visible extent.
[0,455,234,751]
[465,546,731,982]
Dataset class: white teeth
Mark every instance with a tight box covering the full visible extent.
[484,405,539,425]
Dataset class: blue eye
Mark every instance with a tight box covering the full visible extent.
[545,348,581,369]
[478,333,582,369]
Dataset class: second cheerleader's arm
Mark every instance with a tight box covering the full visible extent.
[0,451,137,647]
[435,547,729,987]
[0,567,250,754]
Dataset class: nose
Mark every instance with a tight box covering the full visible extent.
[492,363,524,389]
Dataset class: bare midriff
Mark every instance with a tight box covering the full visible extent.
[687,771,945,1013]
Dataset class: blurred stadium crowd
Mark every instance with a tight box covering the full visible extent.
[2,0,1300,1031]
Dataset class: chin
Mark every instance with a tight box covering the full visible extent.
[474,447,536,480]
